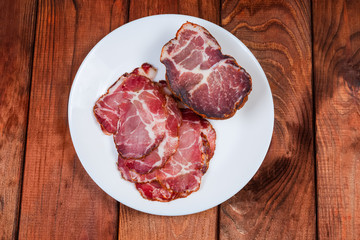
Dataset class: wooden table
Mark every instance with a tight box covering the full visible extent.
[1,0,359,239]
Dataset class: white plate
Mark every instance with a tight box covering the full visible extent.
[68,14,274,216]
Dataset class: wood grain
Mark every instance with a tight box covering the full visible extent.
[17,0,128,238]
[117,1,219,239]
[119,206,218,240]
[220,0,315,239]
[0,0,37,239]
[313,0,360,239]
[128,0,219,23]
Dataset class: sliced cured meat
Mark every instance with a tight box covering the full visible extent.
[127,108,215,201]
[94,63,157,134]
[199,119,216,173]
[122,94,181,174]
[113,76,168,159]
[117,155,157,183]
[118,108,216,201]
[135,181,176,202]
[160,22,252,119]
[156,109,214,196]
[95,63,218,201]
[117,156,134,182]
[94,63,171,159]
[116,87,182,182]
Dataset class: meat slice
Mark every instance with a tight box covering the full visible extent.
[122,94,181,174]
[160,22,252,119]
[156,109,215,196]
[135,181,176,202]
[113,74,169,159]
[94,63,170,159]
[116,85,182,182]
[94,63,157,135]
[199,119,216,173]
[117,155,157,183]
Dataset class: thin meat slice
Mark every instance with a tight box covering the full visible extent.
[135,181,176,202]
[122,94,181,174]
[113,74,169,159]
[202,122,216,159]
[117,156,134,182]
[94,63,167,159]
[118,92,182,183]
[160,22,252,119]
[199,119,216,173]
[117,155,157,183]
[156,109,214,196]
[94,63,157,134]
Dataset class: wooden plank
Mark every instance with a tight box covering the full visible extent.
[117,1,219,239]
[119,206,218,240]
[128,0,219,23]
[312,0,360,239]
[220,0,316,239]
[0,0,37,239]
[18,0,128,238]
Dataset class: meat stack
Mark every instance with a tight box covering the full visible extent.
[94,21,252,202]
[94,63,216,201]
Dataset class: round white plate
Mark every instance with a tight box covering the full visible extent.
[68,14,274,216]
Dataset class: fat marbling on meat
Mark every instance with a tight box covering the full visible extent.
[160,22,252,119]
[134,109,216,201]
[156,109,216,195]
[94,63,170,159]
[94,62,218,202]
[120,93,182,174]
[93,63,157,135]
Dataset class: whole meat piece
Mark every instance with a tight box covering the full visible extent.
[160,22,252,119]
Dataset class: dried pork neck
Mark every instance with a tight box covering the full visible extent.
[119,93,182,175]
[160,22,252,119]
[94,62,218,202]
[134,109,216,201]
[94,64,157,135]
[94,63,170,159]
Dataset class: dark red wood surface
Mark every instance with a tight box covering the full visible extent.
[17,1,122,239]
[0,0,358,239]
[313,0,360,239]
[220,1,316,239]
[0,0,37,237]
